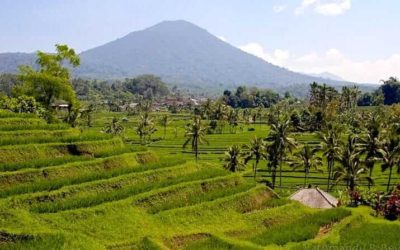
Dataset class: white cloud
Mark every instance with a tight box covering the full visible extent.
[238,43,290,67]
[238,42,400,83]
[273,5,287,13]
[295,0,351,16]
[217,36,227,42]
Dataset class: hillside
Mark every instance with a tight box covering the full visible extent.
[0,110,399,249]
[0,20,353,93]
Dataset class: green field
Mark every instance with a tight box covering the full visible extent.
[0,111,399,250]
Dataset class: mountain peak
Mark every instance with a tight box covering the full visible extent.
[146,20,205,33]
[0,20,351,95]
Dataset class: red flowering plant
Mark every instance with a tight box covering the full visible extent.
[375,184,400,220]
[348,190,362,207]
[383,185,400,220]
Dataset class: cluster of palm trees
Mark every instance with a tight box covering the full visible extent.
[201,100,265,133]
[217,113,400,192]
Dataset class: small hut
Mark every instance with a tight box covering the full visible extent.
[289,187,338,209]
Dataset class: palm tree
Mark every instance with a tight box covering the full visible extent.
[243,137,266,179]
[213,103,228,134]
[136,112,156,144]
[266,143,279,188]
[359,121,381,189]
[183,116,208,161]
[201,98,214,120]
[227,108,239,133]
[333,136,373,191]
[266,118,297,187]
[319,124,342,191]
[223,145,246,172]
[289,145,323,187]
[256,106,264,127]
[159,114,170,139]
[102,117,124,135]
[378,136,400,192]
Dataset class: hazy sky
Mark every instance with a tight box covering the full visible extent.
[1,0,399,83]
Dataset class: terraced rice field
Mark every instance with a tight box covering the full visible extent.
[0,111,399,249]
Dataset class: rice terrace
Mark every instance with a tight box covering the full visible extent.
[1,1,400,249]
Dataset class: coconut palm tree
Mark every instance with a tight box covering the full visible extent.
[333,136,373,191]
[289,145,323,187]
[223,145,246,172]
[243,137,266,179]
[266,143,279,189]
[359,119,381,189]
[378,136,400,192]
[102,117,124,135]
[136,112,156,144]
[266,118,297,187]
[227,108,239,134]
[201,98,214,120]
[183,116,208,161]
[319,124,342,191]
[159,114,170,139]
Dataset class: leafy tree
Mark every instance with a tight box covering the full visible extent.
[379,77,400,105]
[183,116,208,161]
[222,86,280,108]
[223,145,246,172]
[0,73,18,96]
[289,145,323,187]
[0,95,42,114]
[243,137,266,179]
[15,44,80,123]
[123,74,169,99]
[102,117,124,135]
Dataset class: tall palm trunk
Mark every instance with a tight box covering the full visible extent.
[304,171,307,187]
[271,168,276,189]
[349,178,355,192]
[387,166,393,192]
[253,159,259,179]
[368,162,374,190]
[327,160,333,191]
[279,160,282,187]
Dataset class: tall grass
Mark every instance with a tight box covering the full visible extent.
[21,162,225,213]
[0,234,65,250]
[0,153,141,197]
[0,117,45,126]
[134,175,254,214]
[248,208,351,246]
[0,123,70,131]
[0,145,144,172]
[0,110,37,118]
[0,130,113,146]
[0,138,127,167]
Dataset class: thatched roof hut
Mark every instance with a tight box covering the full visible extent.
[289,187,338,209]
